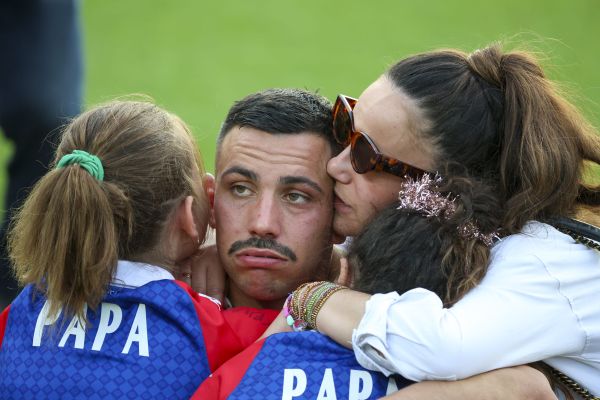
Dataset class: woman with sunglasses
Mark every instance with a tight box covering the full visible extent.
[284,43,600,397]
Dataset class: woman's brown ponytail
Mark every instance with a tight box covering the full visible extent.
[468,45,600,231]
[388,42,600,235]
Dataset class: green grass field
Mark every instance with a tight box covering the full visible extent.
[1,0,599,215]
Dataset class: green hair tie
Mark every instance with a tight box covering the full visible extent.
[57,150,104,181]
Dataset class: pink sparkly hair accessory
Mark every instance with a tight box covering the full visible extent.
[397,174,497,246]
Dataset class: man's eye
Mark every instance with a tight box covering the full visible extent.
[231,185,252,197]
[284,192,310,204]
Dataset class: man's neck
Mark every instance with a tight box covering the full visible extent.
[227,284,286,310]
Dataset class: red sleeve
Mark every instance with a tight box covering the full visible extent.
[174,281,276,371]
[191,338,267,400]
[0,305,10,351]
[223,307,278,348]
[175,281,243,371]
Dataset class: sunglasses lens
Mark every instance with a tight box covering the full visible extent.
[333,99,352,146]
[351,133,377,173]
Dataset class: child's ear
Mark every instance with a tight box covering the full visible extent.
[203,173,216,228]
[177,195,199,241]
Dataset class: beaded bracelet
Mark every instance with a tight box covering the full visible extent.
[309,284,347,331]
[284,294,308,331]
[285,281,347,331]
[284,282,319,332]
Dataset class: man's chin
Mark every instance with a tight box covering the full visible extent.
[244,287,286,302]
[241,286,289,310]
[237,278,288,300]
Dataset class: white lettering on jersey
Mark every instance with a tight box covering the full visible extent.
[349,369,373,399]
[316,368,337,400]
[32,300,61,347]
[282,369,307,399]
[281,368,389,399]
[92,302,123,351]
[386,376,400,394]
[122,303,149,357]
[32,301,151,357]
[58,304,88,349]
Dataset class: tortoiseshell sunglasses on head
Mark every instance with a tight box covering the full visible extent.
[332,94,427,179]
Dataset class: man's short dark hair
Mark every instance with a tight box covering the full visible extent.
[217,88,339,157]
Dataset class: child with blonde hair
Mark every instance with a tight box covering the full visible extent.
[0,100,273,399]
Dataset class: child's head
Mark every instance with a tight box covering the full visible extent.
[349,173,501,305]
[8,100,208,318]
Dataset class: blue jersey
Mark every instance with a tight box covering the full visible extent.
[194,330,413,399]
[0,278,275,399]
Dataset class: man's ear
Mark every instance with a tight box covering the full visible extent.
[177,195,200,242]
[203,173,216,228]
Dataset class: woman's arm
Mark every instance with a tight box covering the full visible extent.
[315,288,370,346]
[310,252,585,381]
[261,309,559,400]
[382,366,557,400]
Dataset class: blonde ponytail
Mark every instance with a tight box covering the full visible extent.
[9,165,120,321]
[8,100,206,321]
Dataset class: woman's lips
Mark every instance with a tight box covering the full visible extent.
[334,193,352,213]
[235,249,287,268]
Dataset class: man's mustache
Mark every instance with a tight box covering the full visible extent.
[228,237,297,262]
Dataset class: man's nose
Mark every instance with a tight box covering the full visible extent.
[248,194,281,238]
[327,145,352,184]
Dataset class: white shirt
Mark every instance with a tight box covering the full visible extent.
[352,222,600,395]
[112,260,222,307]
[112,260,175,288]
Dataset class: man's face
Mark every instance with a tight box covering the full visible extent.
[327,76,437,237]
[212,126,334,307]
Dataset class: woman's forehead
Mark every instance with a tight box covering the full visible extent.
[354,77,438,171]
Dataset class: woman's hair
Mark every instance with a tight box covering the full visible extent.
[349,173,502,305]
[8,100,207,321]
[386,43,600,234]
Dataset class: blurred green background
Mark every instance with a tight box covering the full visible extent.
[1,0,599,215]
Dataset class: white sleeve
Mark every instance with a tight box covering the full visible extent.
[351,252,586,381]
